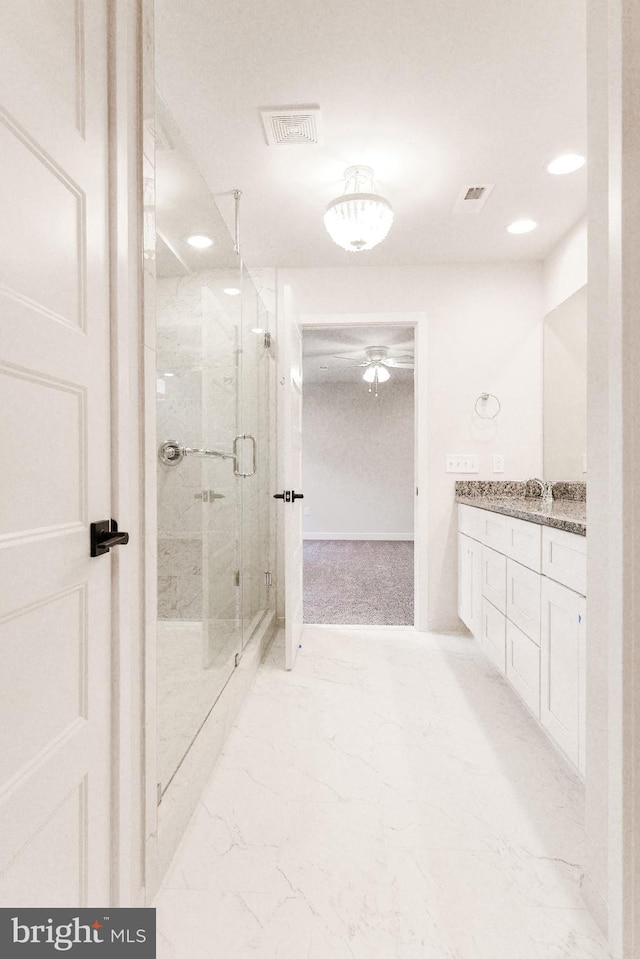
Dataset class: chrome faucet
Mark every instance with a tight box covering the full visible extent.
[526,477,553,504]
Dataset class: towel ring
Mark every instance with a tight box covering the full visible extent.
[474,392,501,419]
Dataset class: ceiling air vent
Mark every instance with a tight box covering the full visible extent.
[452,183,495,214]
[260,106,323,146]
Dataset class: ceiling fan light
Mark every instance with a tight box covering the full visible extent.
[363,364,390,383]
[324,166,393,252]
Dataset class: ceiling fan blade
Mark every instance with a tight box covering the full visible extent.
[331,350,371,360]
[383,356,415,369]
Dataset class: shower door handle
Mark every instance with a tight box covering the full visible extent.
[234,434,257,477]
[292,491,304,501]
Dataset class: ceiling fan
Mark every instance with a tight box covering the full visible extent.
[331,345,415,395]
[332,345,415,370]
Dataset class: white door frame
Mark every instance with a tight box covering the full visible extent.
[106,0,150,907]
[292,311,429,631]
[586,2,640,955]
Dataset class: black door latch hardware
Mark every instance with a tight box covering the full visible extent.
[90,519,130,557]
[273,490,304,503]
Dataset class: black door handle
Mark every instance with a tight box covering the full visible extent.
[273,490,304,503]
[91,519,130,557]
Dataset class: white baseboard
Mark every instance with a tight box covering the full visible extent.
[303,533,414,541]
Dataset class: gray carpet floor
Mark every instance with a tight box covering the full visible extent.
[303,540,414,625]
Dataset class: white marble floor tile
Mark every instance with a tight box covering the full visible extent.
[156,626,611,958]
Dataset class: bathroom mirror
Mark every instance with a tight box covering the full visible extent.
[543,284,587,481]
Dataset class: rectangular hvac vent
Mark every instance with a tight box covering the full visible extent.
[260,106,323,146]
[452,183,495,214]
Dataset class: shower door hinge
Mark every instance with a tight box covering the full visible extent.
[235,570,240,587]
[263,331,272,350]
[234,652,240,667]
[265,570,272,589]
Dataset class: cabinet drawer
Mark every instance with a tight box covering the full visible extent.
[504,515,542,572]
[458,503,484,541]
[479,510,508,552]
[482,546,506,613]
[482,598,506,674]
[506,559,541,644]
[506,620,540,718]
[542,526,586,595]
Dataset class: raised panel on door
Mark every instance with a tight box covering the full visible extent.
[504,516,542,572]
[482,597,506,674]
[482,545,506,613]
[0,1,112,905]
[506,558,541,644]
[506,619,540,718]
[540,577,583,769]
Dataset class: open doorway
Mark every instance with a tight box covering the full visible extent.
[301,325,415,625]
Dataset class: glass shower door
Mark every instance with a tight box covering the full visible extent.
[156,264,243,795]
[238,265,274,648]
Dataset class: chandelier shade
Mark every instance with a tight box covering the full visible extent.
[324,166,393,252]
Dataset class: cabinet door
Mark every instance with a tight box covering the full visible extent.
[458,533,482,639]
[482,597,506,674]
[506,559,541,644]
[506,620,540,718]
[540,577,586,770]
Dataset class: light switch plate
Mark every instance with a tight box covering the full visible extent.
[446,454,479,473]
[493,454,505,473]
[303,506,310,516]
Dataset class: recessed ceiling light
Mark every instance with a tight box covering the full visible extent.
[507,219,537,234]
[223,287,241,296]
[547,154,586,175]
[187,234,213,249]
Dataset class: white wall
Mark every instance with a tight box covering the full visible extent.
[542,216,587,313]
[303,379,414,539]
[281,263,544,630]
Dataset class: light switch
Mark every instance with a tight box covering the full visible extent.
[445,454,479,473]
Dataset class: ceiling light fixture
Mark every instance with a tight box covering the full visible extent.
[507,219,537,234]
[324,166,393,252]
[187,234,213,248]
[547,154,586,175]
[362,363,390,396]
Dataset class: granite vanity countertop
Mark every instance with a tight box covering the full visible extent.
[455,481,586,536]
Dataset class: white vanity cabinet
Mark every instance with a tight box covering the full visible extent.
[457,502,586,774]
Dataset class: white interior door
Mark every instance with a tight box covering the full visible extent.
[0,1,113,905]
[282,285,304,669]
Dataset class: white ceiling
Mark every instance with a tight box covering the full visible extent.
[155,0,587,269]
